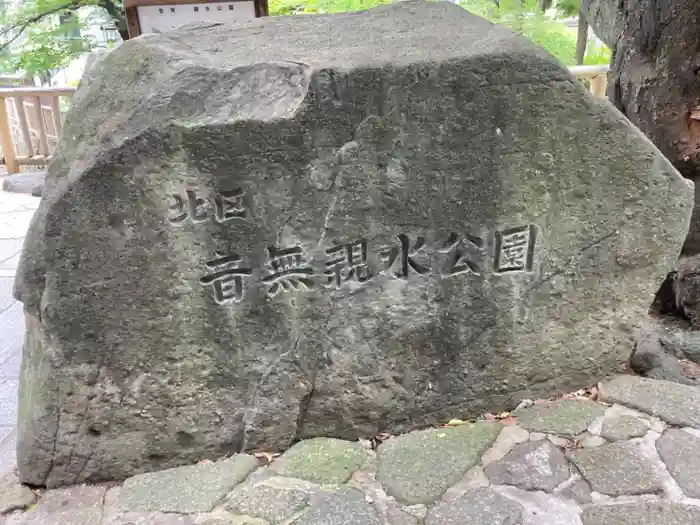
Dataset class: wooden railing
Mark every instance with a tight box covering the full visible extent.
[569,64,609,98]
[0,65,609,175]
[0,86,76,174]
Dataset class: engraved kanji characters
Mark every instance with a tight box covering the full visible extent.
[494,225,536,273]
[439,232,485,276]
[262,245,315,297]
[200,252,253,304]
[214,189,246,223]
[167,189,246,226]
[379,234,430,278]
[323,240,373,289]
[168,190,207,225]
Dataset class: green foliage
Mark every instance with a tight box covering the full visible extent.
[0,0,120,80]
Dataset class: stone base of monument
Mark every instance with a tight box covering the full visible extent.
[1,376,699,525]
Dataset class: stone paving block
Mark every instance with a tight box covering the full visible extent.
[377,422,500,505]
[555,479,592,504]
[17,485,105,525]
[567,441,663,496]
[581,502,700,525]
[118,455,258,514]
[426,487,523,525]
[0,472,35,514]
[0,382,18,427]
[599,375,700,429]
[196,512,268,525]
[0,210,36,240]
[0,433,16,479]
[224,476,327,523]
[0,278,15,313]
[292,487,381,525]
[0,304,23,365]
[480,425,530,465]
[515,400,605,437]
[655,428,700,499]
[484,440,570,492]
[0,355,20,381]
[269,438,365,485]
[600,414,649,441]
[105,512,197,525]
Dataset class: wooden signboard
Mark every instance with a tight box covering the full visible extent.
[124,0,269,38]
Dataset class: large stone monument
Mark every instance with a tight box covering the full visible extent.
[14,1,692,487]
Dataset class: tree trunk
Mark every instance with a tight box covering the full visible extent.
[99,0,130,41]
[582,0,700,254]
[575,13,588,65]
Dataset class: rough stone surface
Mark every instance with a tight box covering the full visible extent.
[105,513,197,525]
[426,487,523,525]
[567,441,663,496]
[581,502,700,525]
[224,476,327,522]
[630,323,698,385]
[292,487,381,525]
[556,479,592,504]
[377,422,500,504]
[118,455,258,514]
[484,440,570,492]
[599,375,700,428]
[515,400,605,437]
[480,425,530,465]
[673,256,700,327]
[600,414,649,441]
[15,485,105,525]
[0,473,36,514]
[269,438,365,484]
[655,429,700,499]
[14,0,691,487]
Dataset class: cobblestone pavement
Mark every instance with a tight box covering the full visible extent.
[1,375,699,524]
[0,190,39,480]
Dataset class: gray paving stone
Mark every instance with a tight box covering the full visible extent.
[600,414,649,441]
[0,432,16,478]
[104,513,196,525]
[0,278,17,314]
[581,502,700,525]
[377,422,500,505]
[555,479,592,504]
[567,441,663,496]
[515,400,605,437]
[426,487,524,525]
[0,472,35,514]
[599,375,700,429]
[484,440,570,492]
[224,476,327,523]
[118,455,258,514]
[196,512,268,525]
[0,355,20,380]
[17,485,105,525]
[0,382,17,427]
[269,438,366,485]
[292,487,381,525]
[0,304,23,365]
[656,429,700,499]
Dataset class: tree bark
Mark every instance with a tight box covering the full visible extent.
[582,0,700,254]
[575,13,588,65]
[99,0,130,41]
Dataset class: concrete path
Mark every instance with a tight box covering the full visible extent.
[0,375,699,524]
[0,190,40,479]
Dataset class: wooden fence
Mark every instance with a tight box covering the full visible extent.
[0,65,610,175]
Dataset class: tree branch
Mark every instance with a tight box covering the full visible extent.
[0,0,82,53]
